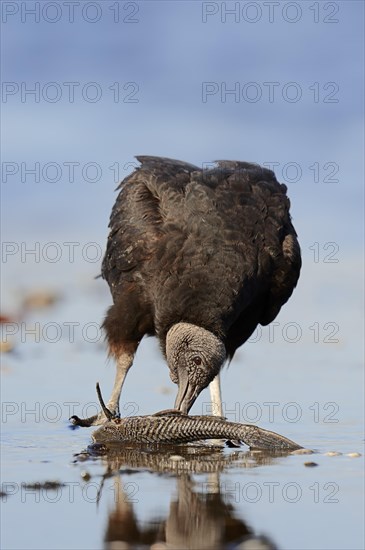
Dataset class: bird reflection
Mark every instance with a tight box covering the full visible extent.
[161,474,252,549]
[75,443,281,549]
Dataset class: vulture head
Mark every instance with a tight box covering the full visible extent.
[166,323,226,413]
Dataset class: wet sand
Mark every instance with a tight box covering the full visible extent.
[1,283,364,550]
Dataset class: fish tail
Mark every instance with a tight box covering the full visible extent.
[232,423,302,451]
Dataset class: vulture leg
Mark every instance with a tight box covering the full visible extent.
[70,343,137,427]
[209,374,236,447]
[209,374,223,417]
[105,345,136,416]
[209,374,240,447]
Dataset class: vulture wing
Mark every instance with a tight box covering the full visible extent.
[101,156,199,300]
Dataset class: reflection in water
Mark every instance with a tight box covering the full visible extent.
[104,473,160,547]
[77,443,283,549]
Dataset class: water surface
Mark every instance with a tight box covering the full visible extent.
[1,282,363,550]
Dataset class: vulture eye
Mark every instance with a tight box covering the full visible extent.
[192,356,202,365]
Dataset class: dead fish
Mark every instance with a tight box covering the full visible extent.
[90,384,302,451]
[84,383,302,451]
[92,412,302,451]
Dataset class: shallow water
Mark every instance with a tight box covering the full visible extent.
[1,282,364,550]
[2,1,364,546]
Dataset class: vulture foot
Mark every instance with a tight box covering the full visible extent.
[70,383,119,427]
[69,409,118,427]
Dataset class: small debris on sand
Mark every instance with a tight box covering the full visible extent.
[0,341,14,354]
[22,291,60,310]
[304,461,318,467]
[156,386,174,395]
[22,481,66,490]
[291,448,313,455]
[325,451,342,456]
[346,452,361,458]
[0,315,17,324]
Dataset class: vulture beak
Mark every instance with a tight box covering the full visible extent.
[174,366,199,414]
[166,323,226,414]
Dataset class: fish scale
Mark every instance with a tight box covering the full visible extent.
[92,414,302,451]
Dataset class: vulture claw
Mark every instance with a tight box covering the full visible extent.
[69,383,120,427]
[69,414,99,427]
[69,410,118,427]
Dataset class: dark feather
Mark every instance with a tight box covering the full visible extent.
[101,156,301,358]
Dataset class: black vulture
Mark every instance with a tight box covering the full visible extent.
[71,156,301,426]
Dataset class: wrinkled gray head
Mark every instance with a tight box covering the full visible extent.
[166,322,226,413]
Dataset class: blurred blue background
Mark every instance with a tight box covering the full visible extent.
[1,4,364,550]
[2,1,363,240]
[2,0,364,361]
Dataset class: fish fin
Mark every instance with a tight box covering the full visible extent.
[199,414,227,422]
[152,409,187,417]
